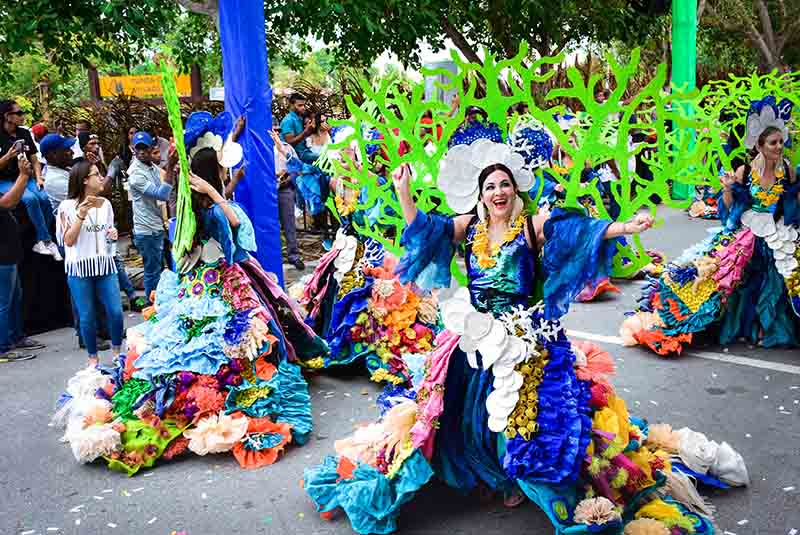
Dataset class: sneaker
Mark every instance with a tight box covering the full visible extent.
[128,296,147,312]
[32,241,53,256]
[292,259,306,271]
[14,337,45,351]
[46,242,63,261]
[0,351,37,363]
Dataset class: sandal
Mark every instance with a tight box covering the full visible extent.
[503,491,526,508]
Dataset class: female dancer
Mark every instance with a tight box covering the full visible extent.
[54,112,328,474]
[304,134,747,534]
[623,97,799,354]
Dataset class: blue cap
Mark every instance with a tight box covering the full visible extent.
[132,131,154,148]
[39,134,75,156]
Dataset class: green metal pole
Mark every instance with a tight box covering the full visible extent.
[671,0,697,200]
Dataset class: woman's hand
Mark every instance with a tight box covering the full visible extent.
[720,170,737,190]
[392,163,412,197]
[107,227,118,240]
[188,173,216,195]
[77,198,93,219]
[625,213,654,234]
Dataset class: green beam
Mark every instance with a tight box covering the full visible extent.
[671,0,697,200]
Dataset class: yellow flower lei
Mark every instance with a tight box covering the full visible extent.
[751,167,785,207]
[471,215,526,269]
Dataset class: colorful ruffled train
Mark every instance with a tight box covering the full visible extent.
[295,229,439,385]
[622,171,800,355]
[54,232,328,474]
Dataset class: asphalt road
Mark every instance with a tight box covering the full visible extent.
[2,207,798,535]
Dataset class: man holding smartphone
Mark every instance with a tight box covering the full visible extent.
[0,100,59,259]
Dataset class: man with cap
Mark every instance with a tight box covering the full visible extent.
[127,131,173,304]
[40,133,74,215]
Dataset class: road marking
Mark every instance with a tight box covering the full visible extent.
[567,329,800,376]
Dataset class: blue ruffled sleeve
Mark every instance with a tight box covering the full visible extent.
[203,202,256,264]
[396,210,455,290]
[781,179,800,227]
[542,207,619,320]
[716,182,751,230]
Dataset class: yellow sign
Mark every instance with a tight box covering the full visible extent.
[99,74,192,98]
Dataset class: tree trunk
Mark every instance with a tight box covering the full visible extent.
[440,17,513,96]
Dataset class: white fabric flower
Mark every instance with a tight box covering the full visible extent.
[184,412,249,455]
[745,105,789,149]
[677,427,719,474]
[438,139,534,214]
[573,497,621,525]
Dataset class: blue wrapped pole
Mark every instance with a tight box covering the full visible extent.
[219,0,284,284]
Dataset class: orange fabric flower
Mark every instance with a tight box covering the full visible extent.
[573,341,616,388]
[255,358,277,381]
[231,415,293,469]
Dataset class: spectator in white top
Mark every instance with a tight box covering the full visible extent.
[56,160,123,367]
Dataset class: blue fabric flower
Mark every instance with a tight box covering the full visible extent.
[448,121,504,148]
[184,111,234,151]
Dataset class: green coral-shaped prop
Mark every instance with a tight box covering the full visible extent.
[159,60,195,262]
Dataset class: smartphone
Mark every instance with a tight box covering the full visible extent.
[13,139,25,152]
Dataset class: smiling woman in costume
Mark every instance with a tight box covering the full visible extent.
[303,124,748,534]
[623,97,800,355]
[53,111,328,475]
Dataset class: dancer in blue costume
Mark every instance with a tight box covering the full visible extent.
[624,97,800,355]
[304,133,748,534]
[54,112,328,475]
[296,129,438,386]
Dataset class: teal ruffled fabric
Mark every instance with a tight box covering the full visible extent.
[274,361,314,445]
[304,450,435,535]
[397,211,455,290]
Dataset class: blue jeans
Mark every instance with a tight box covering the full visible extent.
[0,264,23,353]
[0,179,54,243]
[134,232,164,303]
[114,253,135,298]
[67,273,123,356]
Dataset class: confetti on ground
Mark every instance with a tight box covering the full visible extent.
[765,375,771,381]
[120,490,131,497]
[788,528,797,535]
[132,487,145,493]
[649,400,659,406]
[745,433,752,438]
[107,523,117,529]
[634,401,641,406]
[344,392,351,397]
[723,531,737,535]
[622,388,631,393]
[723,348,729,353]
[780,411,792,415]
[737,520,749,526]
[783,486,796,492]
[143,473,153,477]
[20,530,36,535]
[68,505,84,513]
[92,495,104,500]
[361,389,369,395]
[47,528,59,532]
[319,411,327,416]
[764,395,769,399]
[102,489,113,493]
[780,406,786,410]
[790,386,799,390]
[74,520,80,526]
[298,513,305,519]
[265,517,273,524]
[795,400,799,404]
[201,493,208,500]
[147,517,157,525]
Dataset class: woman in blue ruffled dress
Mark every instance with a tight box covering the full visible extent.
[54,113,328,475]
[623,97,800,355]
[296,138,438,386]
[303,135,748,534]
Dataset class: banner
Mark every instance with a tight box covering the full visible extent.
[99,74,192,98]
